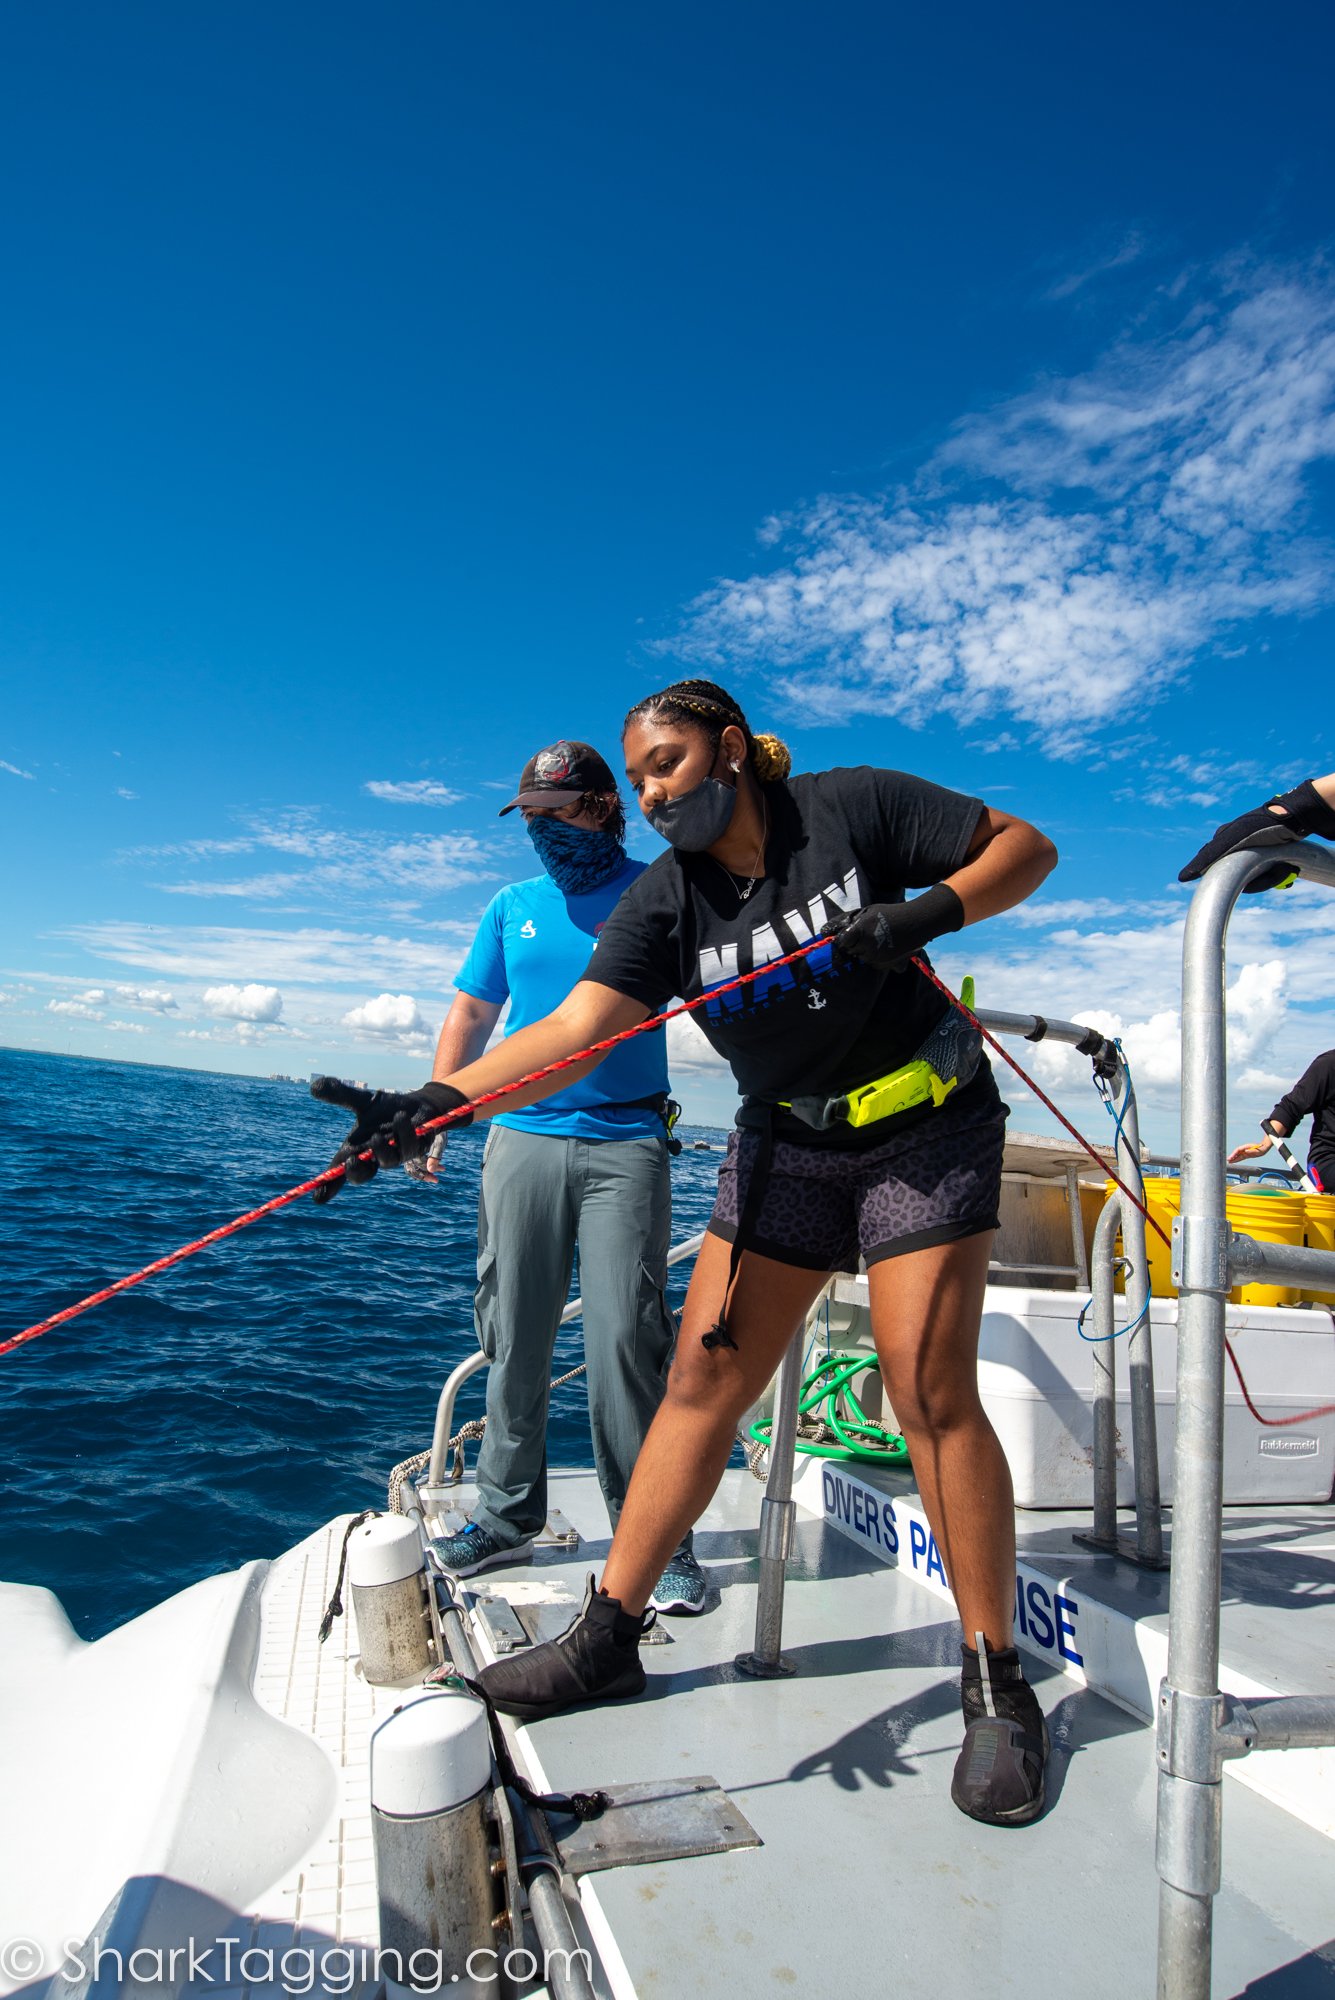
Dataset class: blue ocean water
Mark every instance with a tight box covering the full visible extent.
[0,1047,728,1639]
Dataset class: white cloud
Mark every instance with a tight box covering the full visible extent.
[364,780,465,807]
[1,760,34,780]
[116,788,139,801]
[674,264,1335,757]
[1130,752,1280,815]
[1222,959,1288,1067]
[342,993,433,1047]
[48,998,103,1020]
[180,1021,271,1047]
[932,876,1335,1149]
[106,1020,147,1034]
[1002,896,1171,930]
[60,920,472,991]
[131,808,493,909]
[159,833,489,904]
[114,985,178,1012]
[203,982,284,1023]
[945,272,1335,538]
[665,1011,730,1073]
[1044,229,1150,303]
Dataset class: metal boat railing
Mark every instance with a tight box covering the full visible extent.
[1157,839,1335,2000]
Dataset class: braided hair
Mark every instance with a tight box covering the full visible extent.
[622,678,792,783]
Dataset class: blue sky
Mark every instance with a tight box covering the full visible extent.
[2,1,1333,1148]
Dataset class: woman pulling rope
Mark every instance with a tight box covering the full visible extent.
[314,678,1059,1827]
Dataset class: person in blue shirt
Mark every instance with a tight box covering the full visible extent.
[426,740,704,1612]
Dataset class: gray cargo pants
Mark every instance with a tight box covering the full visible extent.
[469,1123,689,1554]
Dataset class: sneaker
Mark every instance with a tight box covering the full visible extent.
[650,1547,708,1616]
[429,1521,534,1578]
[950,1639,1049,1827]
[476,1575,653,1721]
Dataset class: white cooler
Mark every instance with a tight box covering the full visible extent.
[977,1285,1335,1508]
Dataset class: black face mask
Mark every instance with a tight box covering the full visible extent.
[647,766,739,850]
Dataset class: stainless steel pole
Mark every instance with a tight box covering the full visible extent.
[1086,1199,1120,1548]
[1112,1066,1165,1567]
[737,1321,807,1677]
[1064,1162,1090,1286]
[434,1589,597,2000]
[1157,850,1253,2000]
[1157,839,1335,2000]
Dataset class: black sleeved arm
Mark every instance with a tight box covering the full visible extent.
[578,863,683,1012]
[1269,1052,1335,1134]
[822,767,985,891]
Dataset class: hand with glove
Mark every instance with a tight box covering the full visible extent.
[309,1076,472,1203]
[1179,777,1335,894]
[822,882,965,971]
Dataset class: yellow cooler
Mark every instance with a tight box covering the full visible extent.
[1303,1193,1335,1305]
[1225,1189,1306,1307]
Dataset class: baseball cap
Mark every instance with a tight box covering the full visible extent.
[497,740,619,816]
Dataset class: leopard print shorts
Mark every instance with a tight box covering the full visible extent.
[709,1071,1006,1271]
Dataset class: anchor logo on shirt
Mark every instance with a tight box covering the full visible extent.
[807,991,827,1011]
[520,920,536,939]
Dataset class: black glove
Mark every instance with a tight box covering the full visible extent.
[1179,780,1335,894]
[822,883,965,971]
[310,1077,472,1204]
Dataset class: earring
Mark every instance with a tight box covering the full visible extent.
[730,761,741,773]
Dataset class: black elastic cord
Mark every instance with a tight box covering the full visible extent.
[318,1509,378,1642]
[703,1105,776,1351]
[434,1671,607,1822]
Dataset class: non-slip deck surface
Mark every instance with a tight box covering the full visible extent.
[452,1469,1335,2000]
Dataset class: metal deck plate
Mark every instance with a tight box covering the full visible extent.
[550,1776,761,1876]
[514,1597,674,1647]
[472,1593,530,1653]
[536,1507,580,1548]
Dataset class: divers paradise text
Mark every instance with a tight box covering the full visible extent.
[819,1464,1084,1667]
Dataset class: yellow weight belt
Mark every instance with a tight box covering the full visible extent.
[780,977,978,1133]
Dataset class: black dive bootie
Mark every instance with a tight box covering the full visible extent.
[476,1575,653,1721]
[950,1638,1049,1827]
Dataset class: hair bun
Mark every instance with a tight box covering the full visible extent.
[751,732,792,782]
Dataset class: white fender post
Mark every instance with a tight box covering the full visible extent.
[371,1690,499,2000]
[348,1516,433,1684]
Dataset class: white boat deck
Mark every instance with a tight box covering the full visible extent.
[6,1464,1335,2000]
[437,1465,1335,2000]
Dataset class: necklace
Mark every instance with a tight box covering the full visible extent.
[716,799,768,904]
